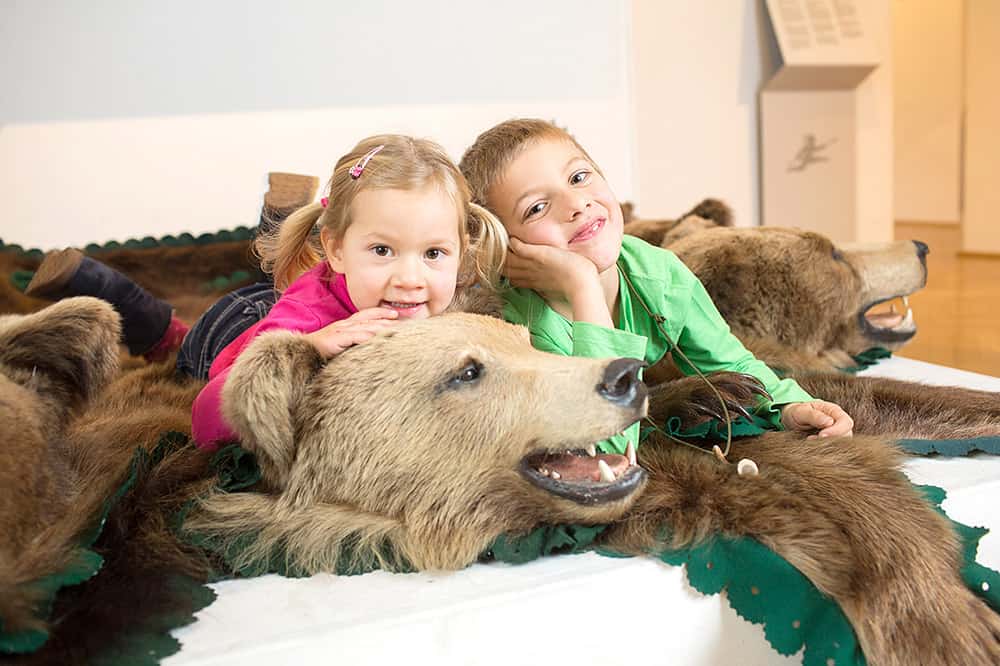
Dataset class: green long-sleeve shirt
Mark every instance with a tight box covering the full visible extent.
[502,235,815,454]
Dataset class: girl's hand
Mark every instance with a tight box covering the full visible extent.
[781,400,854,438]
[305,307,399,358]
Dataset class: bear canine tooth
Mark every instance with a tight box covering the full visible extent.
[586,443,597,457]
[893,308,914,330]
[597,459,616,483]
[737,459,759,477]
[625,440,636,466]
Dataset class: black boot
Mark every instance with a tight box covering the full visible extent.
[25,248,175,356]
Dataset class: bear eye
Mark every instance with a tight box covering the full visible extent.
[832,248,844,262]
[448,360,483,387]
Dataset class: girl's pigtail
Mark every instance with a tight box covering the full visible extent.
[465,203,509,291]
[255,202,326,291]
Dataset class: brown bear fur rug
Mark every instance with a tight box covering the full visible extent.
[2,208,1000,665]
[1,298,999,665]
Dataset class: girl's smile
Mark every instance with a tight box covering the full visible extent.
[323,185,462,319]
[380,300,428,318]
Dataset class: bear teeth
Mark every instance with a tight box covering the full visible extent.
[598,460,616,482]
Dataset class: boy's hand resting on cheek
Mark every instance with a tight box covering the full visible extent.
[305,307,399,358]
[781,400,854,439]
[505,237,613,328]
[505,237,598,296]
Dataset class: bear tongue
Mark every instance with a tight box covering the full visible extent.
[544,453,629,482]
[865,310,904,328]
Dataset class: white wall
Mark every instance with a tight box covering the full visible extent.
[0,0,635,249]
[892,0,964,223]
[629,0,781,226]
[962,0,1000,254]
[853,0,894,244]
[2,1,893,248]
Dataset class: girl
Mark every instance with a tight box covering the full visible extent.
[27,134,508,450]
[458,118,853,455]
[190,135,506,448]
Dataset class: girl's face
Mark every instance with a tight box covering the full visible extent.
[487,138,624,274]
[323,185,462,319]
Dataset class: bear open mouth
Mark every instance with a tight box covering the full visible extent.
[859,294,917,343]
[519,442,646,505]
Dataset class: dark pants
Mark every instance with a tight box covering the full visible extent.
[176,282,277,379]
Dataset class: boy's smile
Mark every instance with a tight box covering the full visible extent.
[488,138,624,275]
[570,216,607,245]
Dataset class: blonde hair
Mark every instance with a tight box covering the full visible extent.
[257,134,508,292]
[458,118,601,210]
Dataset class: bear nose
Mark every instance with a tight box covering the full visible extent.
[913,240,930,262]
[598,358,646,408]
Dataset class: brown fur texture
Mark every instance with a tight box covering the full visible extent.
[0,298,121,637]
[622,198,733,248]
[622,201,1000,439]
[1,297,999,665]
[185,314,1000,665]
[791,372,1000,440]
[626,200,928,372]
[2,200,999,664]
[188,315,649,572]
[0,241,259,324]
[0,299,215,663]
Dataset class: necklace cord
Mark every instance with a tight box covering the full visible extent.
[618,264,734,462]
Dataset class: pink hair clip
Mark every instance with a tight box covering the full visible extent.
[320,197,329,208]
[349,144,385,179]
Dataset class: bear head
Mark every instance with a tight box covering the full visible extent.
[192,313,649,572]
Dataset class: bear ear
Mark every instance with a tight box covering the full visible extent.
[620,201,635,225]
[680,198,733,227]
[660,214,721,247]
[221,331,325,489]
[0,297,120,409]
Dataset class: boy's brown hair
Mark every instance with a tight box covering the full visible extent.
[459,119,600,210]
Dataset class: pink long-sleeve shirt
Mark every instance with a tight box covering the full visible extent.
[191,262,357,449]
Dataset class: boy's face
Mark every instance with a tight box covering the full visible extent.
[488,138,624,274]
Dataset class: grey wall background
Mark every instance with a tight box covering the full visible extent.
[2,0,625,122]
[1,0,635,247]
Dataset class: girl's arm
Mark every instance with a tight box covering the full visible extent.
[191,367,239,449]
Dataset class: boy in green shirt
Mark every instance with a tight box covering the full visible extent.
[459,119,853,455]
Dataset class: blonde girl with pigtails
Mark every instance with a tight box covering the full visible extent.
[190,134,508,449]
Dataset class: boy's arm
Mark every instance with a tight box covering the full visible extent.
[505,238,614,328]
[673,274,815,425]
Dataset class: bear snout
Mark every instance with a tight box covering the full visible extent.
[597,358,647,409]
